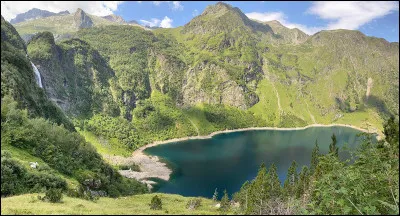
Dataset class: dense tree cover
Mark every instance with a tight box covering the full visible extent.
[233,117,399,215]
[83,90,266,151]
[1,96,147,197]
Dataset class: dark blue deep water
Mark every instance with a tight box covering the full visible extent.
[144,126,370,198]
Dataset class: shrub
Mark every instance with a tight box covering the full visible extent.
[186,198,202,210]
[118,163,141,172]
[150,195,162,210]
[43,188,63,203]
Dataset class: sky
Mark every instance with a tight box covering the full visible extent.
[1,1,399,42]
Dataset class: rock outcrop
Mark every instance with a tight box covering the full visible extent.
[73,8,93,29]
[10,8,69,24]
[102,14,126,24]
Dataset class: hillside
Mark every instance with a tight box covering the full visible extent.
[1,15,147,200]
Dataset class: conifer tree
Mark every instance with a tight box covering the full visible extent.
[329,133,339,157]
[212,188,218,201]
[310,140,320,174]
[246,163,268,214]
[295,166,309,198]
[220,189,230,212]
[267,163,281,198]
[283,160,298,197]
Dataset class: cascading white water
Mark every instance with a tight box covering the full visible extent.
[30,62,43,88]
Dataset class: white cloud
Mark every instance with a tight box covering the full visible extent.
[1,1,124,21]
[246,1,399,35]
[192,9,199,17]
[140,18,160,27]
[152,1,183,11]
[307,1,399,30]
[160,16,173,28]
[140,16,173,28]
[172,1,183,11]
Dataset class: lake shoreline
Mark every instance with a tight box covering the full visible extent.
[133,123,378,155]
[124,123,379,185]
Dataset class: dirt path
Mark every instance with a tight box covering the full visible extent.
[305,101,316,124]
[271,82,283,115]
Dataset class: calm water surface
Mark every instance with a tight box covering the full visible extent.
[144,126,371,198]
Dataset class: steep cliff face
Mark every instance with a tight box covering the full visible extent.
[27,32,116,118]
[1,16,74,130]
[73,8,93,29]
[181,62,249,109]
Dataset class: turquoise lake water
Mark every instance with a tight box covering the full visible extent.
[144,126,371,198]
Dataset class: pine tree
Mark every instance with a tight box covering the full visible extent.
[283,160,298,197]
[267,163,281,198]
[329,133,339,157]
[310,140,320,174]
[212,188,219,201]
[246,163,268,214]
[295,166,309,198]
[220,189,230,212]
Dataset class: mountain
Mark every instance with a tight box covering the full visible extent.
[102,14,126,24]
[73,8,93,29]
[1,2,399,215]
[10,8,69,24]
[5,1,400,156]
[13,8,147,42]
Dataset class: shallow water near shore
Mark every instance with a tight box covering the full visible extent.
[144,126,374,198]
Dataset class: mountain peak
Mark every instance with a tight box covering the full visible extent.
[183,2,269,35]
[202,2,236,16]
[10,8,70,24]
[73,8,93,29]
[102,14,126,24]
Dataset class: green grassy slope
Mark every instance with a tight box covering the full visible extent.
[1,193,233,215]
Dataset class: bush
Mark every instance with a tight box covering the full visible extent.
[43,188,63,203]
[186,198,202,210]
[118,163,141,172]
[150,195,162,210]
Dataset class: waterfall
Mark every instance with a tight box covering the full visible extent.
[30,62,43,88]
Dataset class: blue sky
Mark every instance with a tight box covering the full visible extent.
[1,1,399,42]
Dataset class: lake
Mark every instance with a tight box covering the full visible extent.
[144,126,372,198]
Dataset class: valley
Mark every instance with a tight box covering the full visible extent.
[1,2,399,215]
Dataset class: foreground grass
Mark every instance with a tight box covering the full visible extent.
[1,193,234,215]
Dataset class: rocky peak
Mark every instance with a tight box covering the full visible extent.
[73,8,93,29]
[182,2,268,35]
[102,14,126,24]
[10,8,70,24]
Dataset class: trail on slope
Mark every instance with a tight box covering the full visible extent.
[305,101,317,124]
[271,82,283,116]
